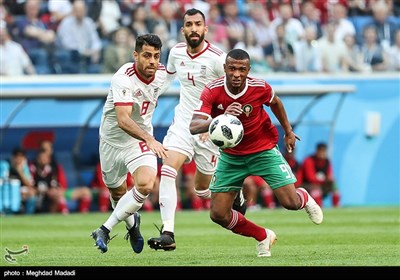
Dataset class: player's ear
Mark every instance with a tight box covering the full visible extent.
[133,51,138,62]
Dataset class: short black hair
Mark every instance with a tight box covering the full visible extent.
[135,34,162,52]
[316,142,327,150]
[226,49,250,62]
[12,147,26,156]
[183,8,206,22]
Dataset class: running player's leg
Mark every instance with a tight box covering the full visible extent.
[210,152,276,257]
[158,150,186,233]
[91,144,128,253]
[148,125,193,251]
[92,141,157,253]
[147,150,187,251]
[258,146,323,225]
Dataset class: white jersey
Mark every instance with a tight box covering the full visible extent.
[100,62,167,148]
[167,40,226,125]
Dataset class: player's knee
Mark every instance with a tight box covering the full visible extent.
[209,209,229,227]
[135,183,154,196]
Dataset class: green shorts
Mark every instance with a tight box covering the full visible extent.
[210,145,297,193]
[65,189,73,200]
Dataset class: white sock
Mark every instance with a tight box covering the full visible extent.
[104,187,147,231]
[159,165,177,233]
[195,188,211,199]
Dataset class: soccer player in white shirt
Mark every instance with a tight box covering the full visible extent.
[147,8,245,252]
[91,34,168,254]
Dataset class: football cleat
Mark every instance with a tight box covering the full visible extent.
[232,189,247,215]
[257,229,277,257]
[91,226,116,254]
[147,224,176,251]
[124,212,144,254]
[299,187,324,225]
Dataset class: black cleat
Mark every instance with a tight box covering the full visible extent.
[91,226,113,253]
[147,224,176,251]
[232,189,247,215]
[124,212,144,253]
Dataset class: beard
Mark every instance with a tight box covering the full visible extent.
[185,33,205,49]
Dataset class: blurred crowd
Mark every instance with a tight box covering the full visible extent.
[1,0,399,76]
[0,142,210,215]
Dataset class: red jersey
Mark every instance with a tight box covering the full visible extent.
[195,76,279,155]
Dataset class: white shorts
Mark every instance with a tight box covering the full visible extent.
[163,121,219,175]
[99,139,157,189]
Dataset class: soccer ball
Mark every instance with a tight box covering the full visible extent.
[208,114,244,149]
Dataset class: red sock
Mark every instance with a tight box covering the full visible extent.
[332,192,340,207]
[79,197,91,213]
[228,210,267,241]
[295,188,309,209]
[98,191,110,212]
[191,197,203,210]
[59,198,69,214]
[202,198,211,209]
[176,200,182,211]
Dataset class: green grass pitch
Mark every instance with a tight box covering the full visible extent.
[1,207,399,268]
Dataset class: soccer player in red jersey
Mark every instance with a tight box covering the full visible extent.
[189,49,323,257]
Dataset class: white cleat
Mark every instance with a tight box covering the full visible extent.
[299,187,324,225]
[257,229,277,257]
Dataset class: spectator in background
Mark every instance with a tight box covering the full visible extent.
[152,0,182,63]
[361,25,388,72]
[38,139,92,213]
[299,1,323,39]
[14,0,55,74]
[29,148,68,213]
[386,29,400,71]
[87,0,122,41]
[0,0,16,33]
[318,22,348,73]
[269,3,305,47]
[7,147,37,214]
[220,1,247,49]
[0,20,36,75]
[300,142,340,208]
[126,3,156,38]
[206,4,229,52]
[265,23,296,72]
[47,0,73,31]
[30,147,92,214]
[234,28,271,73]
[330,3,356,42]
[294,25,322,73]
[102,26,135,73]
[343,33,365,72]
[246,3,273,54]
[56,0,102,74]
[369,1,398,50]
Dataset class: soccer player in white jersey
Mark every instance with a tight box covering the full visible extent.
[147,8,246,252]
[91,34,169,254]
